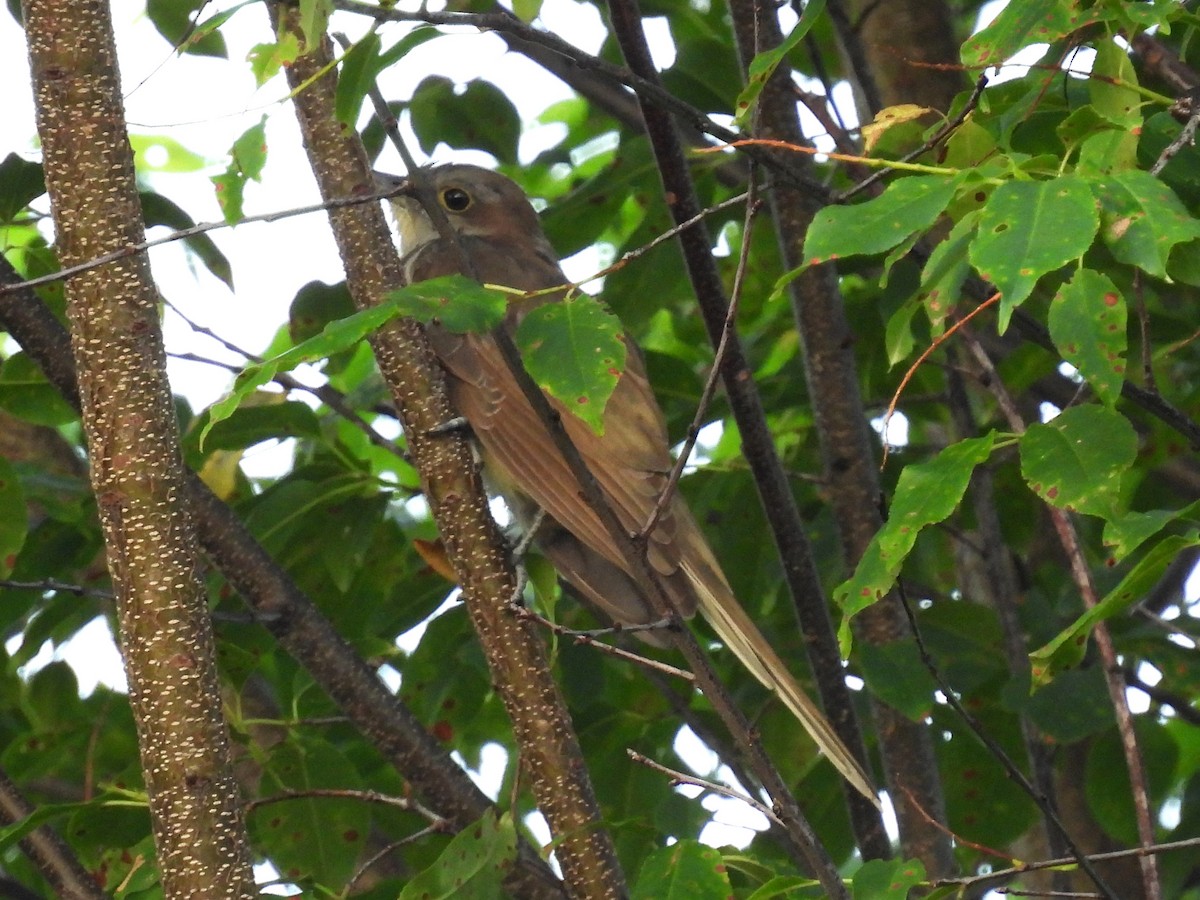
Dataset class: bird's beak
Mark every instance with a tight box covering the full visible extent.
[372,170,409,199]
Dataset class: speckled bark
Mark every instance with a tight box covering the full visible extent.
[727,0,956,878]
[268,6,625,897]
[20,0,256,897]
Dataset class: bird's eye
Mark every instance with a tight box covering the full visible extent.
[441,187,472,212]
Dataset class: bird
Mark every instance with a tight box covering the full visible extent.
[383,163,876,804]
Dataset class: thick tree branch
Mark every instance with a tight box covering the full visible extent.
[269,6,625,896]
[21,0,256,894]
[725,0,943,871]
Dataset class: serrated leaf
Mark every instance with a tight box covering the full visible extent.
[203,277,504,446]
[970,176,1099,330]
[1029,533,1200,687]
[516,294,627,434]
[804,175,961,264]
[1103,505,1198,560]
[962,0,1101,68]
[388,274,508,333]
[851,857,927,899]
[1019,405,1135,519]
[399,809,517,900]
[1090,170,1200,278]
[1047,268,1126,407]
[732,0,825,127]
[836,433,995,650]
[632,840,732,900]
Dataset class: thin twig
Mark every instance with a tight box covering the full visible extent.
[1150,105,1200,175]
[1048,509,1160,900]
[642,185,761,539]
[626,749,784,829]
[0,579,113,600]
[893,585,1119,899]
[346,826,444,894]
[0,190,394,297]
[880,292,1002,467]
[933,837,1200,892]
[509,605,694,680]
[839,72,989,202]
[245,787,442,822]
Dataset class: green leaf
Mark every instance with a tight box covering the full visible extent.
[851,858,926,899]
[1090,170,1200,278]
[0,457,26,577]
[804,175,961,264]
[410,76,522,165]
[732,0,825,127]
[0,352,78,426]
[1029,533,1200,687]
[516,294,627,434]
[140,190,234,288]
[248,34,300,87]
[335,28,439,128]
[399,809,517,900]
[388,274,509,333]
[1025,668,1114,742]
[961,0,1101,68]
[1047,268,1126,407]
[1090,40,1141,128]
[883,300,919,366]
[297,0,331,52]
[130,135,208,174]
[969,175,1099,330]
[251,737,369,886]
[0,153,46,224]
[334,30,381,128]
[511,0,543,22]
[212,117,268,224]
[1019,404,1135,519]
[858,640,937,721]
[917,210,979,334]
[146,0,227,58]
[1103,505,1197,560]
[835,433,995,649]
[632,840,733,900]
[197,401,322,452]
[203,277,505,445]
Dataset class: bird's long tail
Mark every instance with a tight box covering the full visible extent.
[685,561,880,807]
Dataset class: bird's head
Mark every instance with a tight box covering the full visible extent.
[377,164,546,256]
